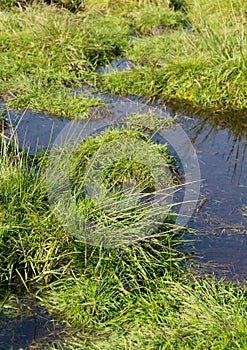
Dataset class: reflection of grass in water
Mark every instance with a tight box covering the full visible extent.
[1,126,247,348]
[186,108,247,181]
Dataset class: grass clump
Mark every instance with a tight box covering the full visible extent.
[0,142,72,286]
[125,3,187,36]
[47,118,178,248]
[1,0,247,113]
[97,0,247,112]
[8,87,103,119]
[0,126,186,348]
[0,126,247,349]
[0,2,130,116]
[43,276,247,349]
[0,120,181,284]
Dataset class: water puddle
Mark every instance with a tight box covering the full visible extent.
[2,88,247,281]
[0,292,65,349]
[1,57,247,347]
[177,111,247,281]
[0,105,69,154]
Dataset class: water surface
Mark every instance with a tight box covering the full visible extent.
[2,89,247,281]
[0,293,65,349]
[178,111,247,281]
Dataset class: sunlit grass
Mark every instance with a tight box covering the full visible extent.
[0,117,183,282]
[1,1,247,348]
[1,1,246,113]
[1,121,247,349]
[40,273,247,349]
[0,2,130,116]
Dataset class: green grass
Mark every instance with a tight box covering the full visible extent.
[1,1,247,349]
[0,0,246,116]
[43,112,180,248]
[0,126,184,347]
[0,115,180,281]
[0,142,71,287]
[0,123,246,349]
[42,276,247,349]
[0,2,130,116]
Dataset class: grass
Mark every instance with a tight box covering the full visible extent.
[0,2,130,116]
[0,1,247,349]
[42,276,247,349]
[0,141,71,286]
[0,125,184,347]
[46,114,180,247]
[0,120,246,349]
[0,0,246,116]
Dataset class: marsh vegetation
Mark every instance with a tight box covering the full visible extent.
[0,0,246,115]
[1,0,247,349]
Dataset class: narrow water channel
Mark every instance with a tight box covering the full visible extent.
[178,110,247,281]
[2,89,247,282]
[1,88,247,348]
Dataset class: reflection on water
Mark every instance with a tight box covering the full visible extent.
[2,91,247,281]
[188,111,247,183]
[0,105,69,154]
[175,109,247,281]
[0,292,65,349]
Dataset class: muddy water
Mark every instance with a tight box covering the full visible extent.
[2,91,247,281]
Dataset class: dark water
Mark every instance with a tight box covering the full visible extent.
[178,111,247,281]
[0,293,65,349]
[1,57,247,347]
[2,90,247,281]
[0,106,69,154]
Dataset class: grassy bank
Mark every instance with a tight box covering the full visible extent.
[1,1,247,349]
[0,0,246,117]
[0,124,247,349]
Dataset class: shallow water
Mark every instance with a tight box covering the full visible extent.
[2,88,247,349]
[178,111,247,281]
[0,293,64,349]
[2,89,247,281]
[0,105,69,154]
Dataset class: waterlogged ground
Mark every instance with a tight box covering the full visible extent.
[2,85,247,282]
[0,292,66,349]
[1,2,247,349]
